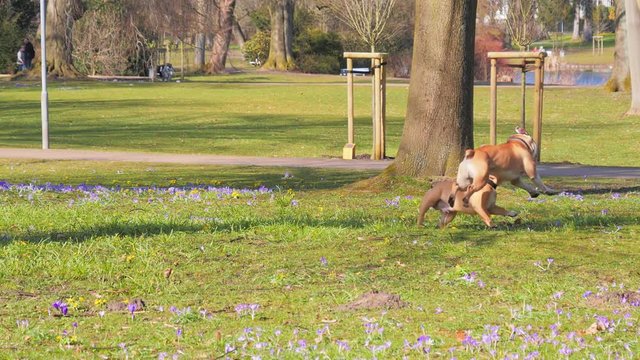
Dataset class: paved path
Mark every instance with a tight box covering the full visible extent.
[1,148,639,178]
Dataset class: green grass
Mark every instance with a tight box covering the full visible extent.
[0,77,638,166]
[0,160,639,358]
[532,33,615,65]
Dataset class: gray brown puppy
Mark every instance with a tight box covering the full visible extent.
[417,177,517,228]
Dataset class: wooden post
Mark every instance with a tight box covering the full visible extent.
[343,58,355,159]
[373,57,382,160]
[381,56,387,159]
[520,62,526,129]
[180,40,185,81]
[341,52,387,160]
[533,58,542,161]
[489,58,497,145]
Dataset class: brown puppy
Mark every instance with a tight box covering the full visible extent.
[417,177,517,228]
[456,127,556,203]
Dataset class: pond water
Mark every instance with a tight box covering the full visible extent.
[515,70,612,86]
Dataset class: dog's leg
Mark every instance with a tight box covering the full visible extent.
[511,177,540,198]
[435,200,454,214]
[531,174,558,195]
[438,211,457,228]
[418,191,440,226]
[523,160,557,195]
[475,208,495,228]
[489,205,519,217]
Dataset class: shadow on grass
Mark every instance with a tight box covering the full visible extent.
[1,214,375,245]
[3,212,637,246]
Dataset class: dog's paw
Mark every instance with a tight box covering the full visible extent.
[528,192,540,198]
[506,211,519,217]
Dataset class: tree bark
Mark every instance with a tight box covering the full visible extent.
[626,0,640,114]
[263,0,295,70]
[209,0,236,74]
[606,0,629,92]
[194,0,207,71]
[45,0,83,77]
[389,0,477,177]
[582,0,593,41]
[572,1,581,40]
[195,33,206,70]
[232,18,246,47]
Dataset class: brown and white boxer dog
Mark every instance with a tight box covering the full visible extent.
[417,176,518,228]
[456,127,557,204]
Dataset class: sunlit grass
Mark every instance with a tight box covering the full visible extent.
[0,76,638,166]
[0,160,639,358]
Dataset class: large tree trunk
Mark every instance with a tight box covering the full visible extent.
[606,0,629,92]
[209,0,236,74]
[388,0,477,177]
[195,33,206,70]
[46,0,83,77]
[263,0,295,70]
[626,0,640,114]
[572,1,581,40]
[582,0,593,41]
[194,0,207,71]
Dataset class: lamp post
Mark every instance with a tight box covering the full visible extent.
[40,0,49,149]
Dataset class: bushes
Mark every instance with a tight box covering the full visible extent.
[474,25,506,81]
[0,0,37,73]
[293,29,343,74]
[72,6,141,76]
[242,31,270,65]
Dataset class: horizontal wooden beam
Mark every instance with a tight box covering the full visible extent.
[487,51,547,59]
[343,52,388,59]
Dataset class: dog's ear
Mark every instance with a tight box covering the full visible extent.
[515,126,528,135]
[464,149,475,159]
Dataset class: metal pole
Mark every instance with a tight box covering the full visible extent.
[40,0,49,149]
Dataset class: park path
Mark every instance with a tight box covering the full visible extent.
[1,148,640,178]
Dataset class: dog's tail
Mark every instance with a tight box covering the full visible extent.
[464,149,475,159]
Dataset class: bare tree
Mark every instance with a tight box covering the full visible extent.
[387,0,477,177]
[73,8,137,75]
[504,0,538,50]
[625,0,640,114]
[321,0,397,51]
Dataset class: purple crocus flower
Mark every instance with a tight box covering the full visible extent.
[336,340,350,352]
[320,256,328,266]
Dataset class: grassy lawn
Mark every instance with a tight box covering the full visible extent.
[0,160,639,358]
[532,33,615,66]
[0,77,638,166]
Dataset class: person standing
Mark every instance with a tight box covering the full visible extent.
[17,46,26,71]
[23,39,35,69]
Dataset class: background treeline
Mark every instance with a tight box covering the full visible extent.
[0,0,616,78]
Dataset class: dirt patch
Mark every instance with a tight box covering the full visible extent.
[584,292,640,309]
[338,290,408,311]
[107,298,146,312]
